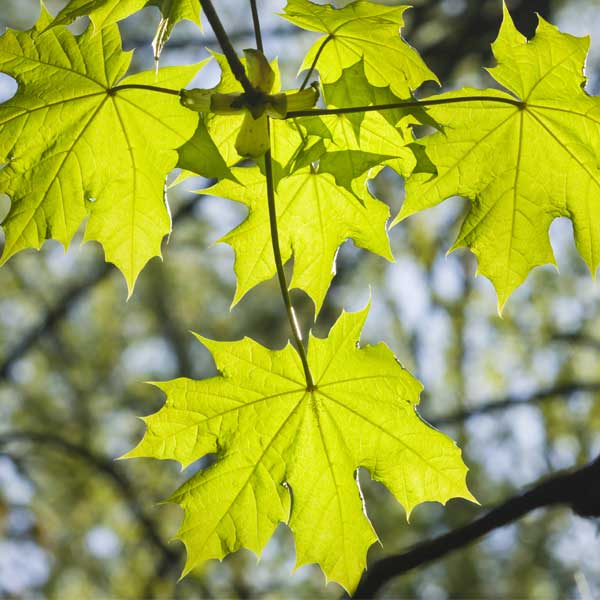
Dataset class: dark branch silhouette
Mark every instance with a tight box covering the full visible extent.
[429,381,600,427]
[352,453,600,598]
[0,195,200,381]
[0,430,180,568]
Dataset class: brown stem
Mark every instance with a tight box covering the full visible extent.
[201,0,256,98]
[286,94,524,118]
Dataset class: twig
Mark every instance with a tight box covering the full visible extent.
[250,0,264,53]
[286,94,523,118]
[109,83,181,96]
[430,381,600,427]
[200,0,256,98]
[352,454,600,598]
[299,34,333,90]
[552,332,600,352]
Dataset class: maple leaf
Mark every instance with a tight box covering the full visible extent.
[205,166,393,312]
[0,9,200,291]
[301,105,418,196]
[296,60,434,196]
[125,305,474,593]
[397,5,600,309]
[50,0,202,60]
[320,59,436,136]
[282,0,438,98]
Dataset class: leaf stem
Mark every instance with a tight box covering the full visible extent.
[201,0,257,98]
[109,83,181,96]
[249,0,314,388]
[286,94,524,118]
[264,142,316,390]
[299,34,333,91]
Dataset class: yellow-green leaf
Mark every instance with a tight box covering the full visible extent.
[50,0,202,60]
[282,0,438,97]
[397,6,600,309]
[0,14,201,291]
[206,166,393,312]
[125,305,474,593]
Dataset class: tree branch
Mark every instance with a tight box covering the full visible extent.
[429,381,600,427]
[0,430,180,568]
[0,196,199,381]
[352,454,600,598]
[200,0,256,97]
[249,0,264,53]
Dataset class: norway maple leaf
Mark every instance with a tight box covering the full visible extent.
[0,8,200,291]
[205,166,393,312]
[50,0,202,60]
[282,0,438,97]
[125,305,474,593]
[397,6,600,309]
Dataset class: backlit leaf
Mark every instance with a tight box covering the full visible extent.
[397,6,600,309]
[125,305,474,593]
[0,11,201,291]
[282,0,438,97]
[205,166,393,312]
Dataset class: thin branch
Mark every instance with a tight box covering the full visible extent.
[352,454,600,598]
[249,0,312,386]
[286,95,524,118]
[552,332,600,352]
[201,0,256,98]
[0,196,199,381]
[430,381,600,427]
[264,144,315,390]
[108,86,523,119]
[250,0,264,53]
[123,25,298,52]
[0,263,112,379]
[0,431,180,567]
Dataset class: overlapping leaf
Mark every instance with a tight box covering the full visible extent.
[282,0,438,98]
[0,9,200,291]
[397,6,600,308]
[50,0,202,59]
[176,53,280,180]
[205,166,393,312]
[125,305,474,593]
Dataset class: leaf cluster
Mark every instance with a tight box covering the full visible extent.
[1,0,598,592]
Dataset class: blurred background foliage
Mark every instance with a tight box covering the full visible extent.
[0,0,600,598]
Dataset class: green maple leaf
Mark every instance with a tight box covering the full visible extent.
[50,0,202,59]
[125,305,474,593]
[282,0,438,98]
[50,0,149,29]
[303,109,418,195]
[298,61,428,196]
[320,59,436,137]
[206,166,393,312]
[0,9,200,291]
[397,6,600,309]
[150,0,203,60]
